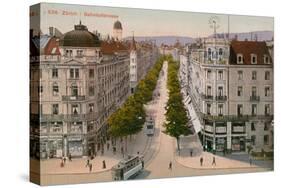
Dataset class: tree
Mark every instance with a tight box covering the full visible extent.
[164,59,191,153]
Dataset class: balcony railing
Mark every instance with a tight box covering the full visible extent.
[202,94,213,100]
[62,95,86,101]
[250,96,260,101]
[201,113,273,122]
[216,95,227,101]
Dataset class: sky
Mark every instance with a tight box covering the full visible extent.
[30,2,274,38]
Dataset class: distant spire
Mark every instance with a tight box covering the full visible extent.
[130,31,137,51]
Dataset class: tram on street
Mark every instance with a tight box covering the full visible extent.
[144,116,155,136]
[112,155,144,180]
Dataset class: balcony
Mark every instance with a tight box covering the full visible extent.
[62,95,86,101]
[202,94,213,100]
[250,96,260,101]
[201,113,273,122]
[216,95,227,101]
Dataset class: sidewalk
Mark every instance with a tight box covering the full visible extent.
[174,135,273,170]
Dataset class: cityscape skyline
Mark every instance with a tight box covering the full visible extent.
[32,3,274,38]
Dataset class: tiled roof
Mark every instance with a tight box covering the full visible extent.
[101,40,128,54]
[230,40,271,65]
[44,37,61,55]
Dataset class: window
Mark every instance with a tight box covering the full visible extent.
[207,69,211,79]
[237,104,243,116]
[237,54,243,64]
[251,135,256,145]
[251,54,257,64]
[218,86,223,96]
[52,83,59,96]
[265,87,270,97]
[264,122,270,131]
[89,69,94,78]
[72,104,79,115]
[66,49,73,57]
[218,104,223,116]
[207,86,212,96]
[77,50,83,57]
[238,70,243,80]
[52,104,59,115]
[208,48,212,60]
[252,71,257,80]
[218,70,223,80]
[89,85,95,96]
[237,86,243,97]
[251,104,257,116]
[265,104,270,115]
[251,122,256,131]
[39,85,43,93]
[71,84,78,96]
[265,71,270,80]
[52,68,58,78]
[264,135,269,145]
[70,68,79,79]
[264,55,270,64]
[252,86,257,97]
[207,103,211,115]
[89,103,94,113]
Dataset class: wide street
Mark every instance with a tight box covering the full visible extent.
[36,61,272,185]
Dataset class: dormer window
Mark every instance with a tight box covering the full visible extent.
[237,54,243,64]
[251,54,257,64]
[264,55,270,64]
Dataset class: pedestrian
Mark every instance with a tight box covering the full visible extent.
[63,157,66,165]
[103,160,106,169]
[168,161,172,170]
[190,149,193,157]
[68,153,72,161]
[86,158,90,167]
[200,157,203,166]
[60,160,64,168]
[89,163,93,172]
[249,158,252,166]
[212,157,216,166]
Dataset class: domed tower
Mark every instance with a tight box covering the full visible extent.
[113,20,123,41]
[59,21,101,60]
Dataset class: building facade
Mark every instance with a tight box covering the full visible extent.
[30,22,130,159]
[186,37,274,153]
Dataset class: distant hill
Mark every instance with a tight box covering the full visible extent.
[124,31,273,46]
[124,36,194,46]
[208,31,273,42]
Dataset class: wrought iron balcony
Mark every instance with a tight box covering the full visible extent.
[216,95,227,101]
[201,113,273,122]
[250,96,260,101]
[202,94,213,100]
[62,95,86,101]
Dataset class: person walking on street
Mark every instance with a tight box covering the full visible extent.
[249,158,252,166]
[63,157,66,165]
[190,149,193,157]
[103,160,106,169]
[212,157,216,166]
[168,161,172,170]
[68,153,72,161]
[200,157,203,166]
[89,163,93,172]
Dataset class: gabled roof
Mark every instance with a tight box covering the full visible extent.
[230,40,272,65]
[44,37,61,55]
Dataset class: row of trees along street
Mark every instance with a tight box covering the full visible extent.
[164,57,191,154]
[107,55,168,152]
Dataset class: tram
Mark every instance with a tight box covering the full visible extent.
[144,116,155,136]
[112,155,144,180]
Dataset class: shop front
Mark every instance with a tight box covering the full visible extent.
[68,136,83,157]
[231,136,246,152]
